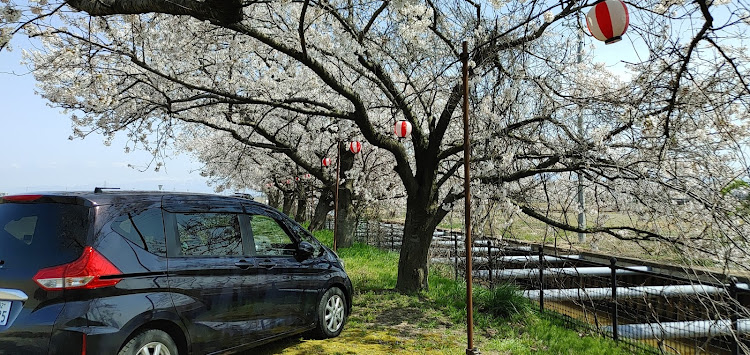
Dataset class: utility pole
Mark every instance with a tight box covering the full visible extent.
[462,41,479,355]
[576,29,587,244]
[333,140,341,252]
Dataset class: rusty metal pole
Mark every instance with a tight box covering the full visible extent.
[333,141,340,252]
[462,41,479,355]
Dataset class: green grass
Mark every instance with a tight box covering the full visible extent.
[255,229,648,354]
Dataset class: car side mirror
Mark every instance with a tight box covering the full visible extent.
[296,241,315,261]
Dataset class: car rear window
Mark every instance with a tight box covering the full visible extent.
[0,203,89,268]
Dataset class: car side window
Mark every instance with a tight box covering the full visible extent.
[175,213,243,256]
[250,215,295,256]
[111,208,167,257]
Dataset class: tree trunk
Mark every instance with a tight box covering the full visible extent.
[309,190,333,231]
[336,183,356,248]
[282,190,295,216]
[294,185,308,222]
[395,195,440,293]
[267,189,281,210]
[334,144,357,248]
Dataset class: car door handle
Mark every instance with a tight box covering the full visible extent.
[258,260,276,269]
[234,260,253,269]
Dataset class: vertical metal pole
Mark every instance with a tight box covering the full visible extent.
[576,29,587,244]
[488,240,493,286]
[730,277,740,355]
[539,247,545,312]
[462,41,478,355]
[333,141,340,252]
[610,257,618,341]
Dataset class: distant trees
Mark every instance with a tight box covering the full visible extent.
[182,121,398,242]
[1,0,749,293]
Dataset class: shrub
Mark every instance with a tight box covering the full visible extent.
[474,283,531,319]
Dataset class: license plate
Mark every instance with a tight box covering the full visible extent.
[0,301,10,326]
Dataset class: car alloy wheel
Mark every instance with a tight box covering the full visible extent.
[119,329,178,355]
[135,341,172,355]
[312,287,347,338]
[324,293,346,333]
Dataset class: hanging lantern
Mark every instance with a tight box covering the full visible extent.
[295,176,300,181]
[349,141,362,154]
[586,0,629,44]
[305,173,312,179]
[286,179,292,184]
[322,158,332,167]
[394,120,412,138]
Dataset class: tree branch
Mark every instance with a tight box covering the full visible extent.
[65,0,244,25]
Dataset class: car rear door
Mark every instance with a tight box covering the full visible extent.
[162,196,260,353]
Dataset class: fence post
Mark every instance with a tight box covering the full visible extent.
[391,228,406,250]
[454,232,459,281]
[375,221,380,248]
[730,277,740,355]
[610,257,618,341]
[488,240,493,287]
[539,247,545,312]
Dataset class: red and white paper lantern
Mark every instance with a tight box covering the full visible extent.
[349,141,362,154]
[305,173,312,179]
[586,0,629,44]
[286,179,292,185]
[322,158,332,167]
[394,120,412,138]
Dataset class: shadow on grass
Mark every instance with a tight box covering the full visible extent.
[248,336,306,354]
[244,289,459,354]
[245,328,411,355]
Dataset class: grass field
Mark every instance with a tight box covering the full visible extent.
[253,230,646,354]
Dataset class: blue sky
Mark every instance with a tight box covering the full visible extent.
[0,37,216,195]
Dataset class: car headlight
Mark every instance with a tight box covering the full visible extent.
[327,249,345,270]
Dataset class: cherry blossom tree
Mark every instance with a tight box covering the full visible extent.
[2,0,750,295]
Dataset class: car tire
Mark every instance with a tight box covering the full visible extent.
[118,329,178,355]
[312,287,347,339]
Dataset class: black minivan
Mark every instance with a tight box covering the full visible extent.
[0,190,352,354]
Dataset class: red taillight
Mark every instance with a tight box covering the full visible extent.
[33,247,122,290]
[2,194,43,202]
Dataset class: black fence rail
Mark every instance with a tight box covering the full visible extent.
[329,218,750,354]
[520,251,750,355]
[325,218,406,251]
